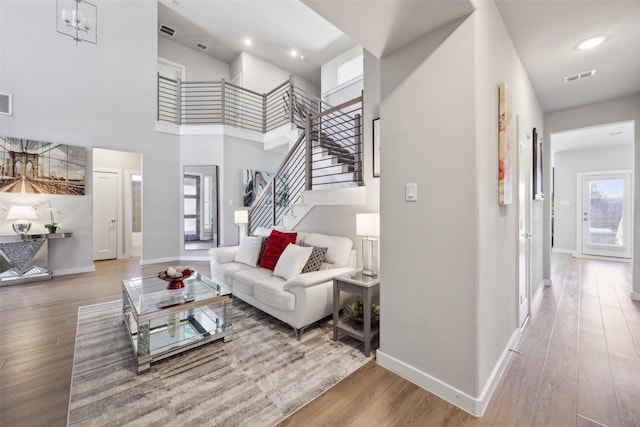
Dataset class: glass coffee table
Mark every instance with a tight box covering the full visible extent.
[122,271,232,373]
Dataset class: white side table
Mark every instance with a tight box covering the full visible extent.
[333,271,380,356]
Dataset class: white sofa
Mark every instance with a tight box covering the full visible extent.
[209,228,356,339]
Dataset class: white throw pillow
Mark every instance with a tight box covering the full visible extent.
[273,243,313,280]
[234,235,263,267]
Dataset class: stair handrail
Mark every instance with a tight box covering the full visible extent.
[247,94,363,232]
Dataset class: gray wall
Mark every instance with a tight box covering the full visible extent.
[0,0,180,271]
[553,145,633,253]
[158,37,230,81]
[376,0,544,412]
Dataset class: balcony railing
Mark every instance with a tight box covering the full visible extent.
[157,74,363,231]
[158,75,332,132]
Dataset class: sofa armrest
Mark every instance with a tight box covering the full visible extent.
[209,246,238,265]
[283,267,353,291]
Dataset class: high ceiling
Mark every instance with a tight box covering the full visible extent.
[157,0,357,84]
[159,0,639,150]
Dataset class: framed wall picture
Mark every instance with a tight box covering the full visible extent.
[532,127,544,200]
[498,82,512,205]
[373,118,380,177]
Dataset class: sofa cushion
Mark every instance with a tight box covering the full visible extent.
[234,235,262,267]
[213,262,253,285]
[260,230,297,270]
[299,243,327,273]
[232,267,273,296]
[253,276,295,312]
[301,233,352,266]
[273,244,313,279]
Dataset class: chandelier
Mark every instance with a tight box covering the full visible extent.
[56,0,97,45]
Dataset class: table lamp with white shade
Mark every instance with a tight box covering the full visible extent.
[356,213,380,277]
[7,205,37,236]
[234,209,249,242]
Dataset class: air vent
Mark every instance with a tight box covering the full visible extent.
[564,69,597,83]
[196,43,208,51]
[159,25,175,37]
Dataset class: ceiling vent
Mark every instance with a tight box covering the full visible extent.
[564,69,596,83]
[159,25,175,37]
[196,43,208,51]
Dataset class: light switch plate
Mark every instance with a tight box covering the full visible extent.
[405,183,417,202]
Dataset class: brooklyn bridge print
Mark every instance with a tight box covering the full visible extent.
[0,137,86,195]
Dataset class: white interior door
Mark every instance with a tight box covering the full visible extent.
[581,172,632,258]
[93,171,118,260]
[517,119,531,327]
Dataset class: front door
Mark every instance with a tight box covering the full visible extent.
[581,172,632,258]
[93,171,118,260]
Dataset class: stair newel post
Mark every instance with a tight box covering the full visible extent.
[305,115,313,191]
[221,79,226,125]
[288,75,295,125]
[354,113,362,184]
[176,78,182,125]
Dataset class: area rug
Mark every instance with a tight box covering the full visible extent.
[68,299,371,426]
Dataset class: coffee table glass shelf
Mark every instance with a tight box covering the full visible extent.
[122,272,232,373]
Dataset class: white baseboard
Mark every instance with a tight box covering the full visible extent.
[52,265,95,276]
[543,279,552,287]
[140,256,179,265]
[631,290,640,301]
[533,281,546,304]
[377,328,519,417]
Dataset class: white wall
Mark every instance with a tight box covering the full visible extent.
[235,52,320,96]
[158,37,230,81]
[321,44,363,105]
[544,93,640,298]
[553,145,633,253]
[0,0,180,271]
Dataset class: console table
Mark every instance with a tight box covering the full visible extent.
[333,271,380,356]
[0,231,73,286]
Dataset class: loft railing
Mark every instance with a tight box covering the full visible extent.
[158,74,332,132]
[157,74,363,232]
[248,95,363,233]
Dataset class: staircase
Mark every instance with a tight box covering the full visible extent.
[249,95,364,233]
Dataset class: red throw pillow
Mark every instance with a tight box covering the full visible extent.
[260,230,298,270]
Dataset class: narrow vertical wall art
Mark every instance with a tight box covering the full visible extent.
[498,82,512,205]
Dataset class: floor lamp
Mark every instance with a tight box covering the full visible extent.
[234,210,248,243]
[356,213,380,277]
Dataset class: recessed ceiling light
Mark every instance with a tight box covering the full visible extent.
[244,38,252,47]
[290,49,297,57]
[299,55,305,60]
[577,36,607,50]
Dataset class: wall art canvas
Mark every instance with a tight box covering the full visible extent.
[243,169,272,207]
[498,82,512,205]
[0,136,86,195]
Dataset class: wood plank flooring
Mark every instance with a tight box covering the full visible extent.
[279,254,640,427]
[1,254,639,426]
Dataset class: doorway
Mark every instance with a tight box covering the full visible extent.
[93,148,142,260]
[579,171,632,258]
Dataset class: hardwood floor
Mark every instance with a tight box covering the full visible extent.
[1,254,639,426]
[279,254,640,427]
